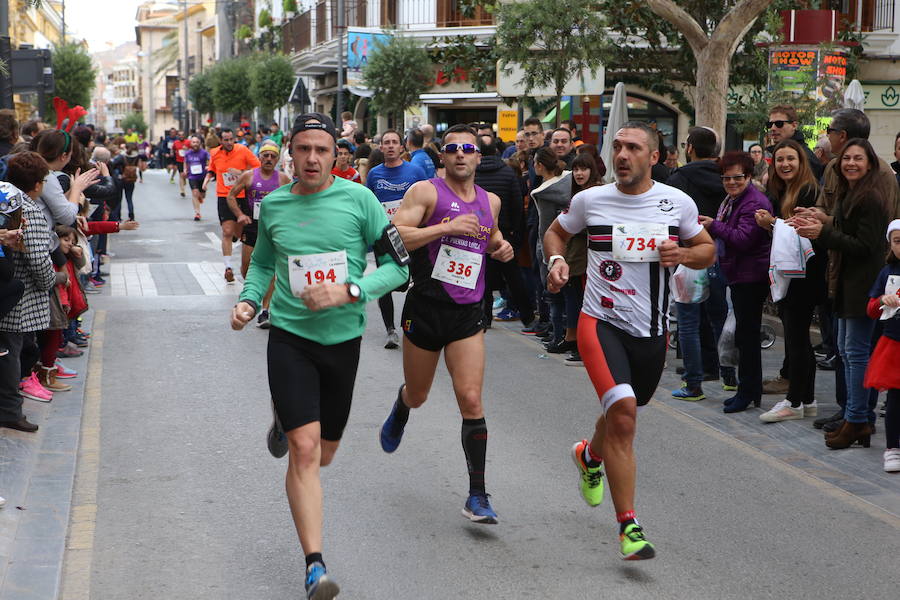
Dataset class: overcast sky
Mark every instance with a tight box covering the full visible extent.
[63,0,143,52]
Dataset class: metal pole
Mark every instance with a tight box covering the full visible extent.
[0,0,9,37]
[183,0,189,131]
[336,0,344,122]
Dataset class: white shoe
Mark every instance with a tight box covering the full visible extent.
[802,401,818,417]
[384,329,399,350]
[884,449,900,473]
[760,399,803,423]
[0,495,5,508]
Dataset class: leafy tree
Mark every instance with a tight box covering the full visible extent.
[362,36,433,126]
[494,0,608,127]
[210,56,256,117]
[121,112,148,135]
[188,69,216,117]
[428,35,497,94]
[46,43,97,124]
[249,55,295,114]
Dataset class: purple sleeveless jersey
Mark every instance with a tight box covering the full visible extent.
[419,177,494,304]
[246,169,281,220]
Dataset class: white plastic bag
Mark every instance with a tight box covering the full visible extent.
[671,265,710,304]
[718,311,739,368]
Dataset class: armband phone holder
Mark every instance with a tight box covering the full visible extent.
[374,224,411,266]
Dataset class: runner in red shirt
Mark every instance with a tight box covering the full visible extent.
[172,131,188,198]
[330,140,361,183]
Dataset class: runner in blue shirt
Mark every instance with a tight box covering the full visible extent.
[407,128,436,179]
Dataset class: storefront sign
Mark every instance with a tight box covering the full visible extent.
[497,110,517,143]
[862,83,900,110]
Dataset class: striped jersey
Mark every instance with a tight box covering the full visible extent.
[557,182,703,338]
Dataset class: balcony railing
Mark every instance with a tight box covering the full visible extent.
[842,0,895,32]
[282,0,493,55]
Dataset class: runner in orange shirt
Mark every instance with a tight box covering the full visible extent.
[202,128,261,282]
[172,131,188,198]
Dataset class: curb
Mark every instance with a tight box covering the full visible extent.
[0,312,95,599]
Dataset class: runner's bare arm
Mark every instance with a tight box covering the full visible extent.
[393,180,481,251]
[278,172,292,186]
[226,172,252,223]
[544,219,575,293]
[659,229,715,269]
[486,193,513,262]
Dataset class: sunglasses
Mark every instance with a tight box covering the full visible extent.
[766,120,791,129]
[826,127,843,135]
[720,174,747,182]
[442,143,480,154]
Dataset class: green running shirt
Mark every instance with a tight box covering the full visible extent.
[239,176,408,345]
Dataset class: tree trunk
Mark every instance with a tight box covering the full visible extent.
[554,91,562,128]
[693,40,732,141]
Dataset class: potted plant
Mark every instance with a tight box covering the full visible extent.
[283,0,298,18]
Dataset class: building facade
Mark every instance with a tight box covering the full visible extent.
[89,43,140,133]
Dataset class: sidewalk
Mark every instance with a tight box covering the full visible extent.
[492,314,900,519]
[0,312,94,599]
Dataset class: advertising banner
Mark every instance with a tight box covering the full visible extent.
[767,46,847,104]
[347,29,392,89]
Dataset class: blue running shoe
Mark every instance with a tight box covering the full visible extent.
[462,491,498,524]
[492,296,506,310]
[305,562,340,600]
[380,385,407,453]
[494,308,520,321]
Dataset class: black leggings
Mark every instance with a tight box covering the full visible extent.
[886,389,900,449]
[780,295,817,406]
[378,293,394,330]
[730,281,769,402]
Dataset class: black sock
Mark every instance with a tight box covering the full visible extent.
[392,384,410,427]
[461,417,488,494]
[618,518,637,534]
[305,552,324,569]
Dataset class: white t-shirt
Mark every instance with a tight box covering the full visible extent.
[557,181,703,337]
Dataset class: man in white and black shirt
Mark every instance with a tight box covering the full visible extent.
[543,121,715,560]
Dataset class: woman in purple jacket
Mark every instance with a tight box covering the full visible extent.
[699,152,773,413]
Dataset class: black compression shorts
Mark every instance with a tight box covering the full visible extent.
[218,197,247,224]
[267,326,361,439]
[188,178,204,191]
[241,223,258,247]
[577,313,667,412]
[401,296,485,352]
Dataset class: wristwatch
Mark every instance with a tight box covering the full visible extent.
[548,254,566,269]
[347,282,361,302]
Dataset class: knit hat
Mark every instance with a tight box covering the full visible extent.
[887,219,900,242]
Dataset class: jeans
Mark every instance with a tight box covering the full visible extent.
[730,281,769,402]
[836,317,875,424]
[110,182,134,221]
[483,256,534,324]
[676,264,734,387]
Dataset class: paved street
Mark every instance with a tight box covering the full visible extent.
[3,169,899,599]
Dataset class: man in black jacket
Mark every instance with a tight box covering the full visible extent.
[474,134,534,326]
[666,126,736,400]
[766,104,824,180]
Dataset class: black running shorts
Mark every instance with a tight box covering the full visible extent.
[267,326,361,440]
[401,296,485,352]
[577,313,667,412]
[188,178,204,191]
[217,196,246,224]
[241,223,258,247]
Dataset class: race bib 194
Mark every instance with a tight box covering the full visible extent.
[612,223,669,262]
[288,250,348,297]
[431,244,482,290]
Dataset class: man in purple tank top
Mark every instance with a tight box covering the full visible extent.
[226,142,291,327]
[378,124,515,524]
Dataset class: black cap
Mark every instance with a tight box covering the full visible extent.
[291,112,337,141]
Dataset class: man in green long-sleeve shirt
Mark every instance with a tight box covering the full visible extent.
[231,113,407,600]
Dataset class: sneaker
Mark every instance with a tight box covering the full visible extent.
[224,267,235,283]
[620,523,656,560]
[883,448,900,473]
[462,491,498,524]
[802,401,818,418]
[722,373,738,392]
[304,562,339,600]
[672,386,705,401]
[84,281,101,294]
[266,409,288,459]
[565,351,583,366]
[384,329,399,349]
[520,321,550,336]
[380,385,407,453]
[57,343,84,358]
[571,440,604,506]
[73,335,89,348]
[55,361,77,379]
[19,374,52,402]
[256,309,271,329]
[759,399,803,423]
[494,308,520,321]
[492,296,506,311]
[0,495,5,508]
[193,213,201,221]
[0,348,7,357]
[89,276,106,287]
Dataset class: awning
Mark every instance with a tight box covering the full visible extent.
[542,100,571,124]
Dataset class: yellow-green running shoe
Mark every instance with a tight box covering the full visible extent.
[571,439,604,506]
[619,523,656,560]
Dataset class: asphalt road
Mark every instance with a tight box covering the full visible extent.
[65,169,900,600]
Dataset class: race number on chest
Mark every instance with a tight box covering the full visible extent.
[288,250,348,297]
[612,223,669,262]
[431,244,482,290]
